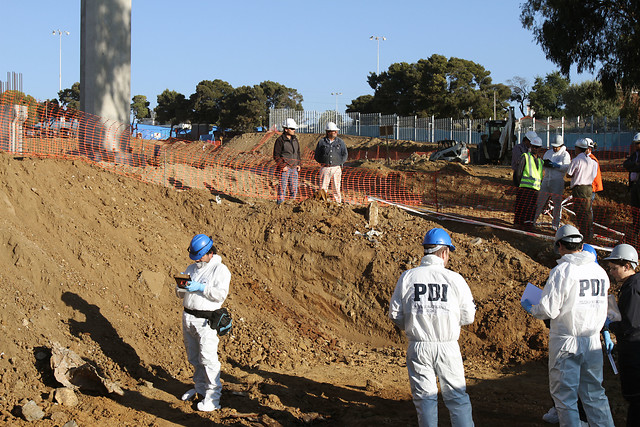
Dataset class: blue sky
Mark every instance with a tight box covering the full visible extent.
[1,0,594,115]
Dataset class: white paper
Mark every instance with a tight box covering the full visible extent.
[607,295,622,322]
[608,352,618,375]
[521,282,543,305]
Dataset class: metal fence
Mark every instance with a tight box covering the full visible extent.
[269,108,637,152]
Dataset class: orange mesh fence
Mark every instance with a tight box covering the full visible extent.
[1,91,638,250]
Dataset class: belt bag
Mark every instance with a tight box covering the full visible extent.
[184,307,232,336]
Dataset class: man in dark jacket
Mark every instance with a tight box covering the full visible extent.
[273,118,301,204]
[623,132,640,240]
[314,122,348,203]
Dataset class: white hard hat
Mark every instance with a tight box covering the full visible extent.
[524,130,538,142]
[603,244,639,268]
[325,122,339,131]
[554,224,583,244]
[633,132,640,142]
[282,118,297,129]
[530,136,543,147]
[551,135,564,147]
[575,138,590,149]
[584,137,595,148]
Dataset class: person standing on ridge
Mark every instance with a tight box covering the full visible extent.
[273,118,301,204]
[314,122,348,204]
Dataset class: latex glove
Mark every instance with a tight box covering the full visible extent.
[552,162,561,168]
[604,317,612,328]
[185,281,205,292]
[602,330,614,354]
[521,299,533,314]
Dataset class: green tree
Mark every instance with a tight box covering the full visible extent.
[219,85,266,132]
[58,82,80,110]
[154,89,190,134]
[563,80,620,119]
[346,95,375,113]
[0,90,40,126]
[189,79,233,125]
[358,54,509,118]
[528,71,570,118]
[130,95,150,127]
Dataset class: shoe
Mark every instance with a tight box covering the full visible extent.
[542,406,559,423]
[197,398,220,412]
[181,388,197,401]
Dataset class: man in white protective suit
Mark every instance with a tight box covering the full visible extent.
[522,225,614,426]
[534,134,572,231]
[389,227,476,427]
[176,234,231,412]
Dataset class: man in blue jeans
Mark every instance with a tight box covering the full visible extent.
[273,118,301,204]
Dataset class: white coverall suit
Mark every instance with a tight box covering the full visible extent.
[534,146,571,229]
[530,251,614,427]
[389,255,476,427]
[176,254,230,409]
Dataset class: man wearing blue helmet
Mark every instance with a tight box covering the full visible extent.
[176,234,231,411]
[389,228,476,427]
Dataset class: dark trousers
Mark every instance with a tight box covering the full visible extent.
[630,182,640,244]
[572,185,593,241]
[514,187,538,229]
[618,340,640,427]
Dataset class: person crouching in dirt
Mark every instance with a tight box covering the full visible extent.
[567,138,598,242]
[514,136,544,231]
[273,118,301,204]
[603,244,640,427]
[176,234,231,412]
[314,122,348,204]
[389,228,476,427]
[533,135,571,231]
[511,130,537,186]
[521,225,615,427]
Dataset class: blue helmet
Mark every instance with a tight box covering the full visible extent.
[582,243,598,264]
[422,228,455,251]
[188,234,214,260]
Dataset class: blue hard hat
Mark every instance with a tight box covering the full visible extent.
[422,228,455,251]
[188,234,214,260]
[582,243,598,264]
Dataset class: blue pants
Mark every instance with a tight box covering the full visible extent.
[277,167,298,203]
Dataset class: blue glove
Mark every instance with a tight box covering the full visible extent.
[602,330,614,354]
[604,317,612,328]
[185,281,205,292]
[521,299,533,314]
[552,162,561,168]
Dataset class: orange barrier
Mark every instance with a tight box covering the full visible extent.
[1,91,638,249]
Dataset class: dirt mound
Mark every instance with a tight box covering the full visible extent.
[0,150,625,425]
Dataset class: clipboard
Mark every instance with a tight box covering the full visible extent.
[521,282,542,305]
[174,273,191,288]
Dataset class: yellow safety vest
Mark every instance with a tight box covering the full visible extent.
[519,152,544,190]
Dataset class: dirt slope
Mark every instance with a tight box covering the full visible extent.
[0,146,626,426]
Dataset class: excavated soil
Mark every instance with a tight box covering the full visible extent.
[0,133,627,426]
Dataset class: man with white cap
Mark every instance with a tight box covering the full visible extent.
[623,132,640,239]
[273,118,301,204]
[511,130,537,186]
[522,225,615,427]
[534,135,572,230]
[389,228,476,427]
[514,135,544,230]
[567,138,598,241]
[314,122,348,203]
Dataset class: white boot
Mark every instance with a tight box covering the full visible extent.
[181,388,197,401]
[197,398,220,412]
[542,407,559,424]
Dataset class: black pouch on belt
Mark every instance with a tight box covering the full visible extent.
[209,308,232,336]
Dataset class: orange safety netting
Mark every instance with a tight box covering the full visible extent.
[1,91,638,250]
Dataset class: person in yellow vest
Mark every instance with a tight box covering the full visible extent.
[514,136,544,230]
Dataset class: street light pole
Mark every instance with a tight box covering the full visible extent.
[52,29,70,92]
[331,92,342,123]
[369,35,386,74]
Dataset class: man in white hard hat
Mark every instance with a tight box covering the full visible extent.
[511,130,537,186]
[273,118,301,204]
[389,228,476,427]
[603,244,640,426]
[314,122,348,203]
[534,135,571,230]
[514,135,544,230]
[522,225,615,426]
[623,132,640,240]
[566,138,598,241]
